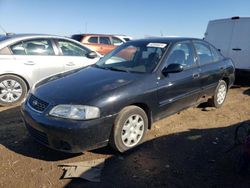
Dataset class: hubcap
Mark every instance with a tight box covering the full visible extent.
[121,114,145,147]
[217,84,226,105]
[0,79,23,103]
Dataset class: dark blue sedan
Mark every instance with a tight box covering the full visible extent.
[21,37,235,153]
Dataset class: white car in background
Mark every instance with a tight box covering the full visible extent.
[113,35,133,42]
[204,16,250,76]
[0,34,100,106]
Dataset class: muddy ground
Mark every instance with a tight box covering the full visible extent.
[0,80,250,188]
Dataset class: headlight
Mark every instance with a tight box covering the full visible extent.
[49,105,100,120]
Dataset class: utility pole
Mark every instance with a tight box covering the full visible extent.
[85,22,88,33]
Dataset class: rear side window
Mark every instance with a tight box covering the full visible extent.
[0,47,12,55]
[193,42,213,65]
[58,40,88,56]
[88,37,98,43]
[11,39,55,55]
[99,37,111,45]
[210,45,223,62]
[10,42,26,55]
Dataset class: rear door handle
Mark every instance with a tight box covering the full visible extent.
[24,61,35,65]
[66,62,75,66]
[193,73,200,79]
[232,48,242,51]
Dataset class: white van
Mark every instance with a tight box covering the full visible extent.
[204,17,250,75]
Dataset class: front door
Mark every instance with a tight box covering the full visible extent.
[55,39,99,71]
[156,41,201,119]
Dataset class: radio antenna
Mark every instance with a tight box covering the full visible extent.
[0,25,7,35]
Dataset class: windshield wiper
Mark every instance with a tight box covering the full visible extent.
[93,64,130,73]
[106,67,130,73]
[92,64,107,69]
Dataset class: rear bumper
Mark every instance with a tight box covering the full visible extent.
[235,69,250,77]
[21,102,116,153]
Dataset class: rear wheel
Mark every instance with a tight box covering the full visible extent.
[110,106,148,153]
[208,80,227,108]
[0,75,28,107]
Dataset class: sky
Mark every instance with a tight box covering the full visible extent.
[0,0,249,38]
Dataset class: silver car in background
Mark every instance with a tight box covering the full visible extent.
[0,34,100,106]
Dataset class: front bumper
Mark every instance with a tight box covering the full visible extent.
[21,102,116,153]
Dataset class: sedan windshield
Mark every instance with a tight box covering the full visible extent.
[95,41,168,73]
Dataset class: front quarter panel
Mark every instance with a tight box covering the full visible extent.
[90,74,159,119]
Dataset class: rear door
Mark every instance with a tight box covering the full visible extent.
[83,36,100,53]
[228,18,250,70]
[193,41,223,96]
[55,39,99,71]
[156,41,201,119]
[10,38,64,85]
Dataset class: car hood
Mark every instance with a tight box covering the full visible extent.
[33,66,141,105]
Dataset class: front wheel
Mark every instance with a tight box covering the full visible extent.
[0,75,28,107]
[208,80,227,108]
[110,106,148,153]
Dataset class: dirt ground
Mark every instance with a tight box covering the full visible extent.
[0,80,250,188]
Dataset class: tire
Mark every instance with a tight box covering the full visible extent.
[236,153,249,176]
[110,106,148,153]
[0,75,28,107]
[208,80,227,108]
[235,125,249,145]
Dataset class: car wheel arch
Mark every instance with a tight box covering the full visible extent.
[125,103,153,130]
[221,77,229,89]
[0,73,30,90]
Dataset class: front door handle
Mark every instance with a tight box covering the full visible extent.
[24,61,35,65]
[193,73,200,79]
[66,62,75,66]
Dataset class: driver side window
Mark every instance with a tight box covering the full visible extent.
[58,40,88,56]
[166,42,195,69]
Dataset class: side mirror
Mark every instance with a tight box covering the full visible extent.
[162,64,184,76]
[86,51,98,59]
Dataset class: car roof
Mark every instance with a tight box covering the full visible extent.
[130,37,200,43]
[72,33,116,37]
[0,33,82,49]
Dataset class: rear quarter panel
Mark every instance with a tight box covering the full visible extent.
[0,55,33,87]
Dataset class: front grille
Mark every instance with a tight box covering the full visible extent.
[28,94,49,112]
[26,124,49,146]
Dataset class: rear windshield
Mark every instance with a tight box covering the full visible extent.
[124,38,130,42]
[71,35,83,42]
[0,35,10,42]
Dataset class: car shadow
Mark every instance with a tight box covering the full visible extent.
[234,75,250,87]
[0,106,80,161]
[243,89,250,96]
[1,107,250,187]
[64,120,250,188]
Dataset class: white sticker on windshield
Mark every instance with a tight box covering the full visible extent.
[147,43,167,48]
